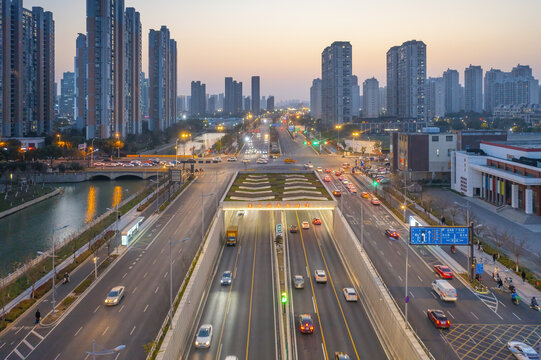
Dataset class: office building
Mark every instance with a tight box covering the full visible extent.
[426,77,445,120]
[260,96,266,112]
[251,76,260,115]
[141,72,149,118]
[208,95,218,114]
[379,87,387,114]
[386,40,426,121]
[60,72,75,121]
[74,33,87,130]
[124,7,141,135]
[267,96,274,112]
[218,93,224,111]
[443,69,460,115]
[351,75,360,117]
[244,96,251,112]
[224,77,239,115]
[149,26,177,131]
[190,81,206,116]
[321,41,352,125]
[362,77,379,118]
[464,65,483,113]
[234,81,243,113]
[310,78,322,119]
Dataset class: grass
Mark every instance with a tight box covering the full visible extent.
[0,185,57,212]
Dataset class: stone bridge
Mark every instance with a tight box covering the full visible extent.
[32,168,169,183]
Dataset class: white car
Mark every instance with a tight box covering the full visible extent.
[194,324,213,348]
[242,158,250,163]
[228,157,237,162]
[508,341,539,360]
[315,270,327,283]
[104,286,125,306]
[316,167,323,172]
[342,288,358,302]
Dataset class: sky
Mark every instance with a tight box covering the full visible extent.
[25,0,541,102]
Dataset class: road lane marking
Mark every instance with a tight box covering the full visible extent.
[161,247,165,254]
[417,275,423,282]
[321,343,327,360]
[102,326,109,336]
[409,291,415,298]
[118,305,125,313]
[513,312,521,320]
[144,272,148,278]
[15,326,23,334]
[155,286,159,294]
[132,287,137,294]
[144,304,149,312]
[22,339,34,350]
[130,326,136,335]
[0,343,5,349]
[164,272,168,278]
[397,275,402,282]
[74,326,83,337]
[498,300,506,307]
[470,312,479,320]
[312,296,316,313]
[245,220,258,360]
[54,353,61,360]
[13,348,24,359]
[153,259,157,265]
[114,353,120,360]
[446,311,455,319]
[94,305,100,313]
[122,272,127,279]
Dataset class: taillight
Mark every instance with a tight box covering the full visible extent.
[300,326,305,330]
[436,320,440,325]
[446,321,449,325]
[310,326,314,330]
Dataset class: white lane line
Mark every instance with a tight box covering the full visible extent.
[118,305,125,313]
[470,312,479,320]
[178,249,182,255]
[15,327,23,335]
[161,248,165,254]
[122,273,127,279]
[153,259,157,265]
[172,259,176,264]
[155,286,159,294]
[13,348,24,359]
[417,275,423,282]
[321,343,327,360]
[102,326,109,336]
[312,296,316,313]
[84,353,90,360]
[387,261,393,268]
[132,287,137,294]
[144,304,149,312]
[74,326,83,337]
[114,353,121,360]
[94,305,100,313]
[22,339,34,350]
[164,272,168,279]
[468,335,477,344]
[306,266,309,277]
[447,311,455,319]
[54,353,61,360]
[130,326,136,336]
[430,292,437,299]
[397,275,403,282]
[498,300,507,307]
[31,330,44,340]
[132,262,136,265]
[218,344,223,360]
[409,291,415,298]
[0,343,5,349]
[144,272,148,278]
[513,312,521,321]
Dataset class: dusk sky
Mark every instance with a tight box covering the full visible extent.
[26,0,541,101]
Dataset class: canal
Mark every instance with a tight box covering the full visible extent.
[0,179,148,274]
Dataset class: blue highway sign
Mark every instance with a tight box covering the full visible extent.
[410,226,470,245]
[476,263,484,275]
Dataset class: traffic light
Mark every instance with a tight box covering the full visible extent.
[324,141,328,145]
[281,292,288,304]
[373,180,378,186]
[303,141,307,145]
[312,140,319,146]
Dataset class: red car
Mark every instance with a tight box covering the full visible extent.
[334,171,342,176]
[371,198,381,205]
[325,168,332,173]
[323,176,332,182]
[313,218,322,225]
[434,265,453,279]
[333,190,342,197]
[427,309,450,329]
[299,314,314,334]
[385,229,400,239]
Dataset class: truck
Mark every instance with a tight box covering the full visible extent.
[226,226,238,246]
[284,158,297,164]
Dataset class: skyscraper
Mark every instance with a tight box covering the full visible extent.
[443,69,460,114]
[464,65,483,113]
[74,33,87,131]
[125,7,142,135]
[224,77,235,114]
[190,81,206,116]
[149,26,177,131]
[426,77,444,119]
[267,96,274,112]
[362,77,379,118]
[234,81,243,113]
[351,75,361,117]
[310,78,322,119]
[484,65,539,114]
[141,72,149,118]
[321,41,352,125]
[60,72,75,120]
[244,96,251,112]
[1,1,55,137]
[386,40,426,121]
[251,76,260,115]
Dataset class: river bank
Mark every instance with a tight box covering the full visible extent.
[0,187,61,219]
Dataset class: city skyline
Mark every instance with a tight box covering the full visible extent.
[24,0,541,101]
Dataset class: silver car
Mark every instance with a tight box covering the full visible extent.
[294,275,305,289]
[221,271,232,286]
[104,286,125,306]
[194,324,213,348]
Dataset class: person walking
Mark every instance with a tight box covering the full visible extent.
[498,278,503,290]
[493,253,497,263]
[35,309,41,324]
[522,270,526,283]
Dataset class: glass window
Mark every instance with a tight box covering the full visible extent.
[446,136,453,141]
[432,136,439,142]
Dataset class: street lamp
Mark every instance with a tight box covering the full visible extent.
[335,124,342,151]
[87,340,125,360]
[44,224,69,314]
[90,138,96,167]
[352,132,360,153]
[169,237,188,329]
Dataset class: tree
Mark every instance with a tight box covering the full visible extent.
[490,229,508,260]
[373,141,382,155]
[446,206,461,225]
[509,235,527,272]
[360,146,367,156]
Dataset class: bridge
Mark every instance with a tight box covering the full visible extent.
[86,167,168,180]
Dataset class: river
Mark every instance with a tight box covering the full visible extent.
[0,179,148,274]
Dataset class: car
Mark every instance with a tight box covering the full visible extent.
[220,271,232,285]
[507,341,539,360]
[315,270,327,283]
[228,157,237,162]
[335,352,351,360]
[333,190,342,197]
[307,163,314,169]
[301,221,310,229]
[325,168,332,173]
[194,324,213,348]
[427,309,450,329]
[316,167,323,172]
[242,158,250,163]
[323,176,332,182]
[342,288,358,302]
[348,187,357,194]
[293,275,305,289]
[385,229,400,239]
[312,218,322,225]
[224,357,239,360]
[342,163,350,168]
[334,171,342,176]
[361,192,370,198]
[342,179,350,185]
[104,286,125,306]
[371,198,381,205]
[338,175,345,181]
[290,225,298,233]
[434,265,453,279]
[298,314,314,334]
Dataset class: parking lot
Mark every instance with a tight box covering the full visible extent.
[442,323,541,360]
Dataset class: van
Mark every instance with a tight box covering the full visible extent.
[432,280,457,302]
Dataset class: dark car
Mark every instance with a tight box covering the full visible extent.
[385,229,400,239]
[290,225,298,233]
[427,309,450,329]
[298,314,314,334]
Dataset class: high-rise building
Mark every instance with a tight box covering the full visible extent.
[1,1,55,137]
[426,77,444,119]
[310,78,322,119]
[74,33,87,131]
[190,81,206,116]
[443,69,460,115]
[208,94,218,114]
[267,96,274,112]
[321,41,352,125]
[484,65,539,114]
[60,72,75,120]
[251,76,260,115]
[351,75,360,117]
[260,96,266,112]
[386,40,426,121]
[141,72,149,117]
[124,7,141,135]
[224,77,236,115]
[244,96,251,112]
[362,77,379,118]
[464,65,483,113]
[218,93,224,111]
[149,26,177,131]
[234,81,243,113]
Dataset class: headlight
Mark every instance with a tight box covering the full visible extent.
[195,341,199,346]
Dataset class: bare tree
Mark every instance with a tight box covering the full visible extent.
[509,235,527,272]
[446,206,461,225]
[490,228,508,260]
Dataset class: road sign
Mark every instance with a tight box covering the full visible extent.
[275,224,283,236]
[170,169,181,182]
[476,263,484,275]
[410,226,470,245]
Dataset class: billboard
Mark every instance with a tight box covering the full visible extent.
[410,226,470,245]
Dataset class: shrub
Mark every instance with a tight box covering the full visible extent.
[4,299,36,323]
[74,278,92,295]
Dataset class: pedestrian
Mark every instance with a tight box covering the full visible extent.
[35,309,41,324]
[522,270,526,283]
[498,278,503,290]
[493,253,497,263]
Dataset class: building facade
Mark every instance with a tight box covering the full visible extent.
[362,77,379,118]
[321,41,352,125]
[351,75,360,117]
[74,33,87,131]
[224,77,242,115]
[426,77,444,119]
[251,76,260,115]
[443,69,460,115]
[310,78,322,119]
[60,71,75,121]
[464,65,483,113]
[267,96,274,112]
[190,81,206,116]
[124,7,141,135]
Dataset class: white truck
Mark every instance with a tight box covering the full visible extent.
[432,280,457,302]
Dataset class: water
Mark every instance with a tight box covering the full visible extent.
[0,179,148,274]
